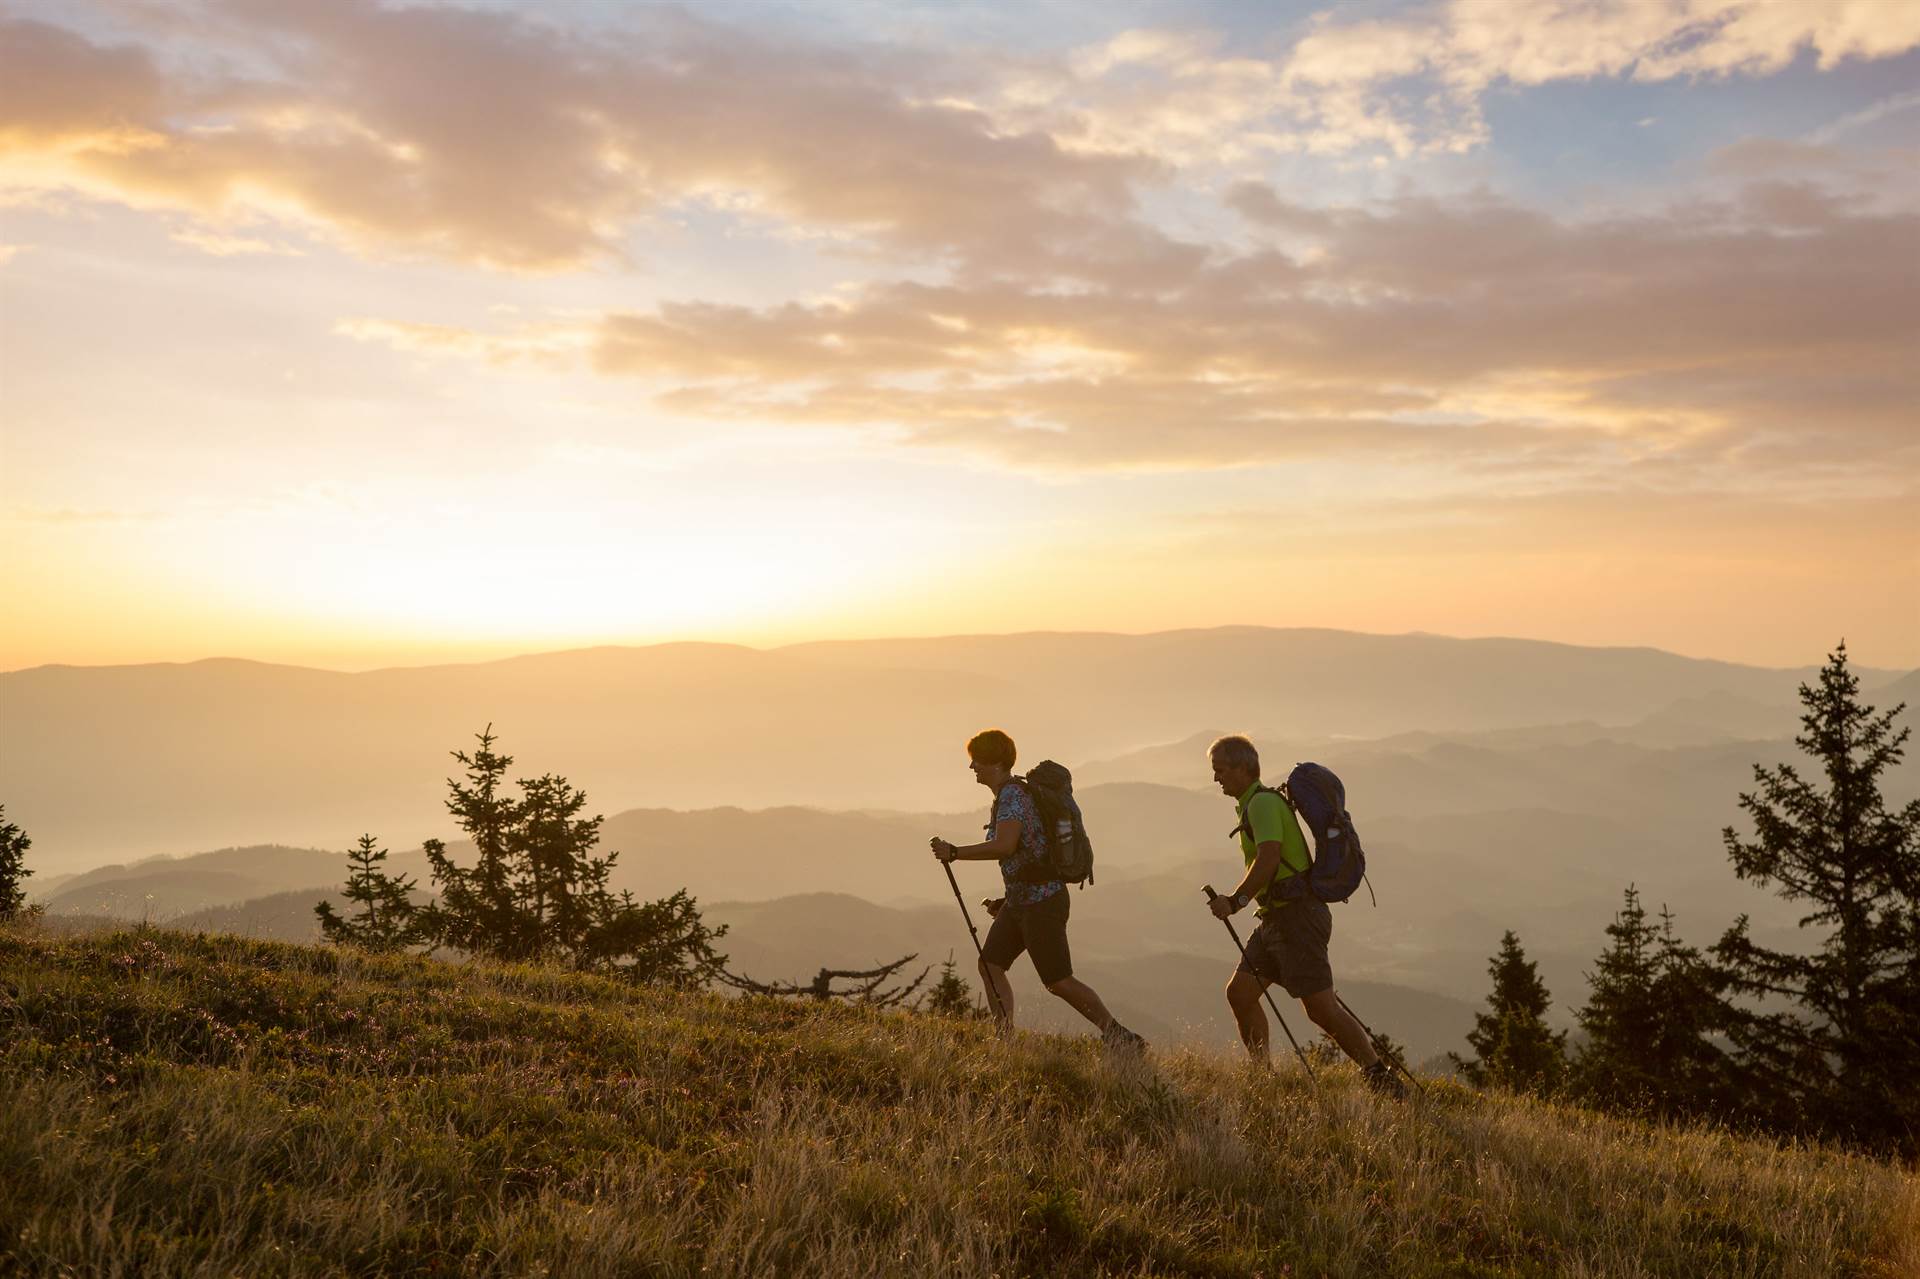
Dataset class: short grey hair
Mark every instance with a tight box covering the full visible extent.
[1208,734,1260,778]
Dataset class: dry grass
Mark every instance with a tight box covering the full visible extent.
[1,923,1913,1277]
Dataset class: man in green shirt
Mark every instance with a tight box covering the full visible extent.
[1207,735,1401,1094]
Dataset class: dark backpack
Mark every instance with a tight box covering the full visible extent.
[1237,762,1372,905]
[1000,761,1095,886]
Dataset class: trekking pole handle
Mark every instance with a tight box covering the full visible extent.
[1202,885,1251,956]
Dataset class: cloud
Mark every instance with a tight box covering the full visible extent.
[8,3,1914,490]
[0,4,1166,275]
[1806,89,1920,145]
[169,224,302,256]
[0,16,166,149]
[1007,2,1920,165]
[327,180,1914,480]
[11,0,1916,283]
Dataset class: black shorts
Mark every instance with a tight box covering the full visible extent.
[1236,898,1334,999]
[980,889,1072,986]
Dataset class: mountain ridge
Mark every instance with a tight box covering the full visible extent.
[10,624,1907,680]
[6,627,1909,875]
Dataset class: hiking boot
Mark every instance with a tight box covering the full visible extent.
[1103,1022,1148,1057]
[1363,1059,1408,1099]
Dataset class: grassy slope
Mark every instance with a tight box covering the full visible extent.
[0,926,1912,1279]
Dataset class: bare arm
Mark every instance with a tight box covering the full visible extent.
[1213,839,1285,916]
[931,820,1022,862]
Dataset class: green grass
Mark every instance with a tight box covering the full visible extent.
[1,924,1913,1277]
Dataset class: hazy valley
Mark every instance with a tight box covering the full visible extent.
[13,628,1914,1065]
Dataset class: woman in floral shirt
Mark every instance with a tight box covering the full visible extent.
[932,729,1145,1053]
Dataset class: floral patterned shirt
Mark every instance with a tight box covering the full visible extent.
[994,782,1063,906]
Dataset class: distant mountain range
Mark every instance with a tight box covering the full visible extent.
[6,627,1910,870]
[12,627,1914,1060]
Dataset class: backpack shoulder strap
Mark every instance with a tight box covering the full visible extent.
[1229,783,1283,840]
[989,776,1033,833]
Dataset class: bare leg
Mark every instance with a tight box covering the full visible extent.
[1301,988,1377,1067]
[1044,975,1117,1031]
[1226,970,1270,1061]
[979,958,1015,1030]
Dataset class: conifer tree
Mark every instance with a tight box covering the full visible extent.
[415,728,730,985]
[1710,642,1920,1151]
[0,804,32,921]
[1574,888,1731,1118]
[1574,885,1660,1107]
[1450,930,1567,1094]
[1648,905,1738,1117]
[919,954,985,1019]
[315,834,420,951]
[509,772,612,961]
[419,728,528,959]
[580,888,729,989]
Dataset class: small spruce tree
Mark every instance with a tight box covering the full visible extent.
[920,953,986,1019]
[0,804,32,921]
[1369,1030,1412,1077]
[507,771,613,961]
[1574,885,1660,1106]
[315,834,420,951]
[1710,642,1920,1151]
[415,728,730,985]
[1450,930,1567,1094]
[419,727,527,959]
[580,888,729,989]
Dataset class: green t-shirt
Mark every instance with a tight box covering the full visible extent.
[1237,782,1311,914]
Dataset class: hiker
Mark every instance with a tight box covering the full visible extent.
[931,729,1144,1052]
[1207,734,1402,1095]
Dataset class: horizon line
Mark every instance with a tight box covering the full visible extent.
[3,624,1896,680]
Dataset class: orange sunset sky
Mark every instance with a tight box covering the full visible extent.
[2,0,1917,672]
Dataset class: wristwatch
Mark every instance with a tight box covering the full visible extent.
[1230,890,1250,911]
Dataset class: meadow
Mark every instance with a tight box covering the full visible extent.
[1,923,1912,1277]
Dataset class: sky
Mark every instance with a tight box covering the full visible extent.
[1,0,1916,672]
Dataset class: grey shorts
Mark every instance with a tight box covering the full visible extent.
[1236,898,1334,999]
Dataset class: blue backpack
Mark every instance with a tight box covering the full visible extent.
[1273,762,1374,905]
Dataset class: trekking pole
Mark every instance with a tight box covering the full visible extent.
[1203,886,1318,1088]
[941,859,1007,1024]
[1334,994,1426,1093]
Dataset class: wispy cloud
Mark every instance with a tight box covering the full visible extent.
[337,183,1918,482]
[1807,89,1920,145]
[169,224,302,256]
[990,1,1920,166]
